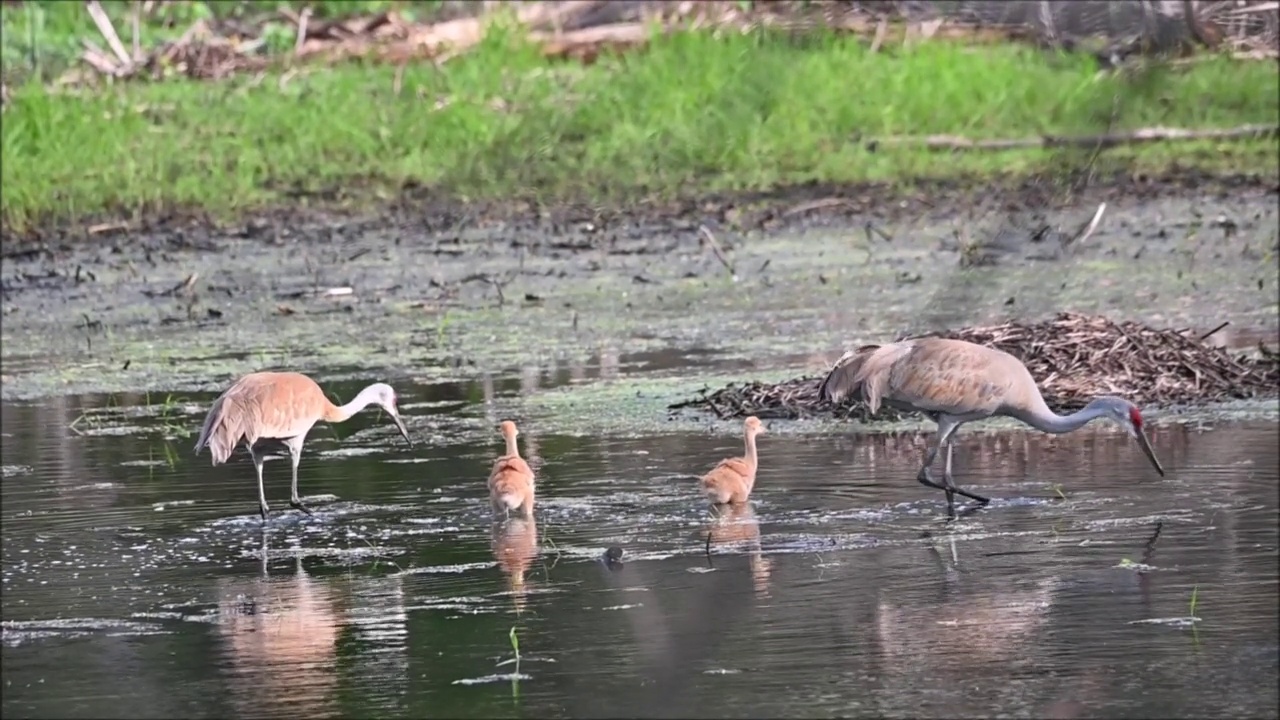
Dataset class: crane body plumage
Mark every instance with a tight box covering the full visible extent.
[819,337,1165,513]
[194,371,412,520]
[488,420,536,519]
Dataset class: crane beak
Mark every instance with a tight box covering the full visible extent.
[1134,428,1164,477]
[389,411,412,447]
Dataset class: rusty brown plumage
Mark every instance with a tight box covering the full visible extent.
[700,416,766,505]
[194,371,412,521]
[488,420,535,519]
[491,516,539,614]
[819,337,1166,514]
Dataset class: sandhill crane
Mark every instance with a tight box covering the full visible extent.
[194,372,412,520]
[818,337,1165,513]
[700,416,767,505]
[488,420,535,519]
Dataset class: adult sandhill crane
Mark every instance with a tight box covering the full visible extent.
[488,420,535,519]
[700,416,767,505]
[195,372,412,521]
[818,337,1165,513]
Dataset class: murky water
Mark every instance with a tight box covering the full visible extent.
[2,369,1278,719]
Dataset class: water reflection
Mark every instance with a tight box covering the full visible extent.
[491,518,540,616]
[705,503,772,598]
[217,533,341,719]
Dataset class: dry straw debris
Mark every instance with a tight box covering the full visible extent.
[65,0,1280,85]
[669,313,1280,422]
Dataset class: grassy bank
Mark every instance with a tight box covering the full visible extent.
[3,18,1278,233]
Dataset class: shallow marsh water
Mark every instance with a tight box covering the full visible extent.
[3,369,1278,720]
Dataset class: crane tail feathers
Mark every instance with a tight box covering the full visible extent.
[193,395,242,466]
[819,345,880,406]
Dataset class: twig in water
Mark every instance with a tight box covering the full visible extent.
[698,224,736,278]
[1197,321,1230,342]
[1065,202,1107,248]
[460,273,511,305]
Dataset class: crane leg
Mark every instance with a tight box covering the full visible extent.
[286,438,314,517]
[250,445,270,521]
[915,442,956,509]
[940,434,990,505]
[916,420,990,512]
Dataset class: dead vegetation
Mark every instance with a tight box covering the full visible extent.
[668,313,1280,422]
[60,0,1280,85]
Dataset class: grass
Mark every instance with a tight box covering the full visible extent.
[2,8,1278,232]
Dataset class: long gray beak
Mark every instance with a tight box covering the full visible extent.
[1135,429,1164,477]
[389,411,412,448]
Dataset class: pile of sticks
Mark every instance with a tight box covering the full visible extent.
[669,312,1280,422]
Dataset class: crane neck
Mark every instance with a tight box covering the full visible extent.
[1015,398,1112,435]
[504,434,520,457]
[324,385,380,423]
[743,430,759,470]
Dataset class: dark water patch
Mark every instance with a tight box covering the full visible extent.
[2,390,1277,718]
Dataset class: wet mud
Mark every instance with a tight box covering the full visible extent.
[2,176,1278,409]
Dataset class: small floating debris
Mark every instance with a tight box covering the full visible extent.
[1114,558,1159,573]
[452,673,532,686]
[1128,616,1201,627]
[669,313,1279,420]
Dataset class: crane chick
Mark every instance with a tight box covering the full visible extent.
[488,420,536,519]
[700,416,767,505]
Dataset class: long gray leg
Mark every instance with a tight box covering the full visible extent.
[285,436,313,517]
[938,423,990,506]
[916,418,956,509]
[918,419,988,511]
[251,444,270,521]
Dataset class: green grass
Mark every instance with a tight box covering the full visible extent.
[2,16,1278,233]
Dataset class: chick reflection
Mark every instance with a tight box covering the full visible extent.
[704,503,772,598]
[491,517,540,615]
[216,532,341,719]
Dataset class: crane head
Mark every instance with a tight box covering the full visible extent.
[368,383,412,447]
[1094,396,1164,477]
[500,420,519,439]
[744,416,766,436]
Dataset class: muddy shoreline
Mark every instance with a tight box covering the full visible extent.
[2,173,1278,407]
